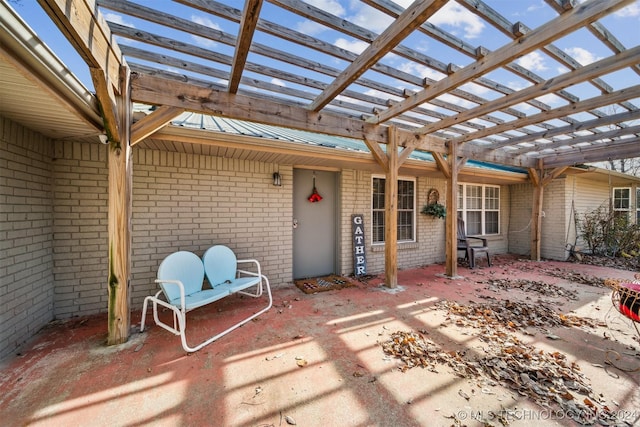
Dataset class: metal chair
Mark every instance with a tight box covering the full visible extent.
[457,218,491,269]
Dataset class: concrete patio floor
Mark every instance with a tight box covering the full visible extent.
[2,255,639,427]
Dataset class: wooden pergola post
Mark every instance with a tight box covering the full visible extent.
[530,167,544,261]
[444,142,459,277]
[384,126,399,288]
[38,0,132,345]
[107,66,133,345]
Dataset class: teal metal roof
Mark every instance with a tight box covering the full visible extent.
[143,106,528,176]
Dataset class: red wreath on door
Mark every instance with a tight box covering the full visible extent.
[308,174,323,203]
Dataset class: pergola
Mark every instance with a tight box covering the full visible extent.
[29,0,640,345]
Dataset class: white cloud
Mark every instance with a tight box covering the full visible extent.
[526,1,546,13]
[564,47,601,66]
[190,15,221,49]
[334,38,369,54]
[348,5,394,34]
[295,20,327,36]
[103,12,134,27]
[437,93,477,109]
[517,52,548,72]
[536,93,564,106]
[459,82,490,96]
[615,2,640,17]
[398,62,446,82]
[271,78,286,87]
[304,0,346,17]
[429,1,485,39]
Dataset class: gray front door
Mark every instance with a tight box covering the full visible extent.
[292,169,338,279]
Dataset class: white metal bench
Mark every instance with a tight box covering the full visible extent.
[140,246,272,352]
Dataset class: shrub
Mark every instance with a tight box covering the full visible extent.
[578,202,640,257]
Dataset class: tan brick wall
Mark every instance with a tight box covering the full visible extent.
[0,118,55,360]
[131,149,292,305]
[51,140,110,317]
[340,172,451,276]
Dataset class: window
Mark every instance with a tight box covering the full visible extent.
[457,183,500,235]
[637,188,640,223]
[372,177,415,244]
[613,187,631,221]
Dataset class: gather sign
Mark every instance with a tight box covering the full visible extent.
[352,214,367,276]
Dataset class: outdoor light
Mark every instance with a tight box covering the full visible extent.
[272,172,282,186]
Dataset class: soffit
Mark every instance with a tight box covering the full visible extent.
[0,2,102,142]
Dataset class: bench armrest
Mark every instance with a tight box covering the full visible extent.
[155,279,187,311]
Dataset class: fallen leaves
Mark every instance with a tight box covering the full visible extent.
[484,278,579,300]
[380,295,624,425]
[438,299,601,333]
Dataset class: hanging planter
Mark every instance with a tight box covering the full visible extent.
[421,202,446,219]
[308,173,323,203]
[421,188,446,219]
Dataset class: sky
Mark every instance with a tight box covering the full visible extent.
[7,0,640,127]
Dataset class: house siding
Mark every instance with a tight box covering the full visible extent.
[0,118,55,360]
[506,180,570,260]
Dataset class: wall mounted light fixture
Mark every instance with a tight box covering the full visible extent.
[272,172,282,186]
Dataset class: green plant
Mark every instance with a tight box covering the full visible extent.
[421,202,446,219]
[578,202,640,257]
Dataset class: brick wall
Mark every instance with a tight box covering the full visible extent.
[340,172,452,276]
[51,140,109,318]
[131,149,292,307]
[0,118,55,360]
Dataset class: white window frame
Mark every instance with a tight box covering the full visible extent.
[457,183,500,236]
[613,187,631,221]
[637,188,640,224]
[371,175,416,244]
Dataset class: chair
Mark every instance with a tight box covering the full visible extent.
[140,247,272,352]
[457,218,491,269]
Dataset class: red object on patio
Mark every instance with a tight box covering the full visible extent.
[615,282,640,323]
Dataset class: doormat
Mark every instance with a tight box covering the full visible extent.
[295,275,355,294]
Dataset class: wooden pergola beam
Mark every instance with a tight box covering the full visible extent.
[512,124,640,155]
[228,0,262,93]
[363,137,390,172]
[542,136,640,167]
[484,109,640,151]
[432,152,451,179]
[368,0,632,124]
[416,45,640,135]
[131,106,186,146]
[308,0,447,111]
[130,71,445,149]
[39,0,125,143]
[450,84,640,145]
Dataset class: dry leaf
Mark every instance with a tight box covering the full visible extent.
[285,415,296,425]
